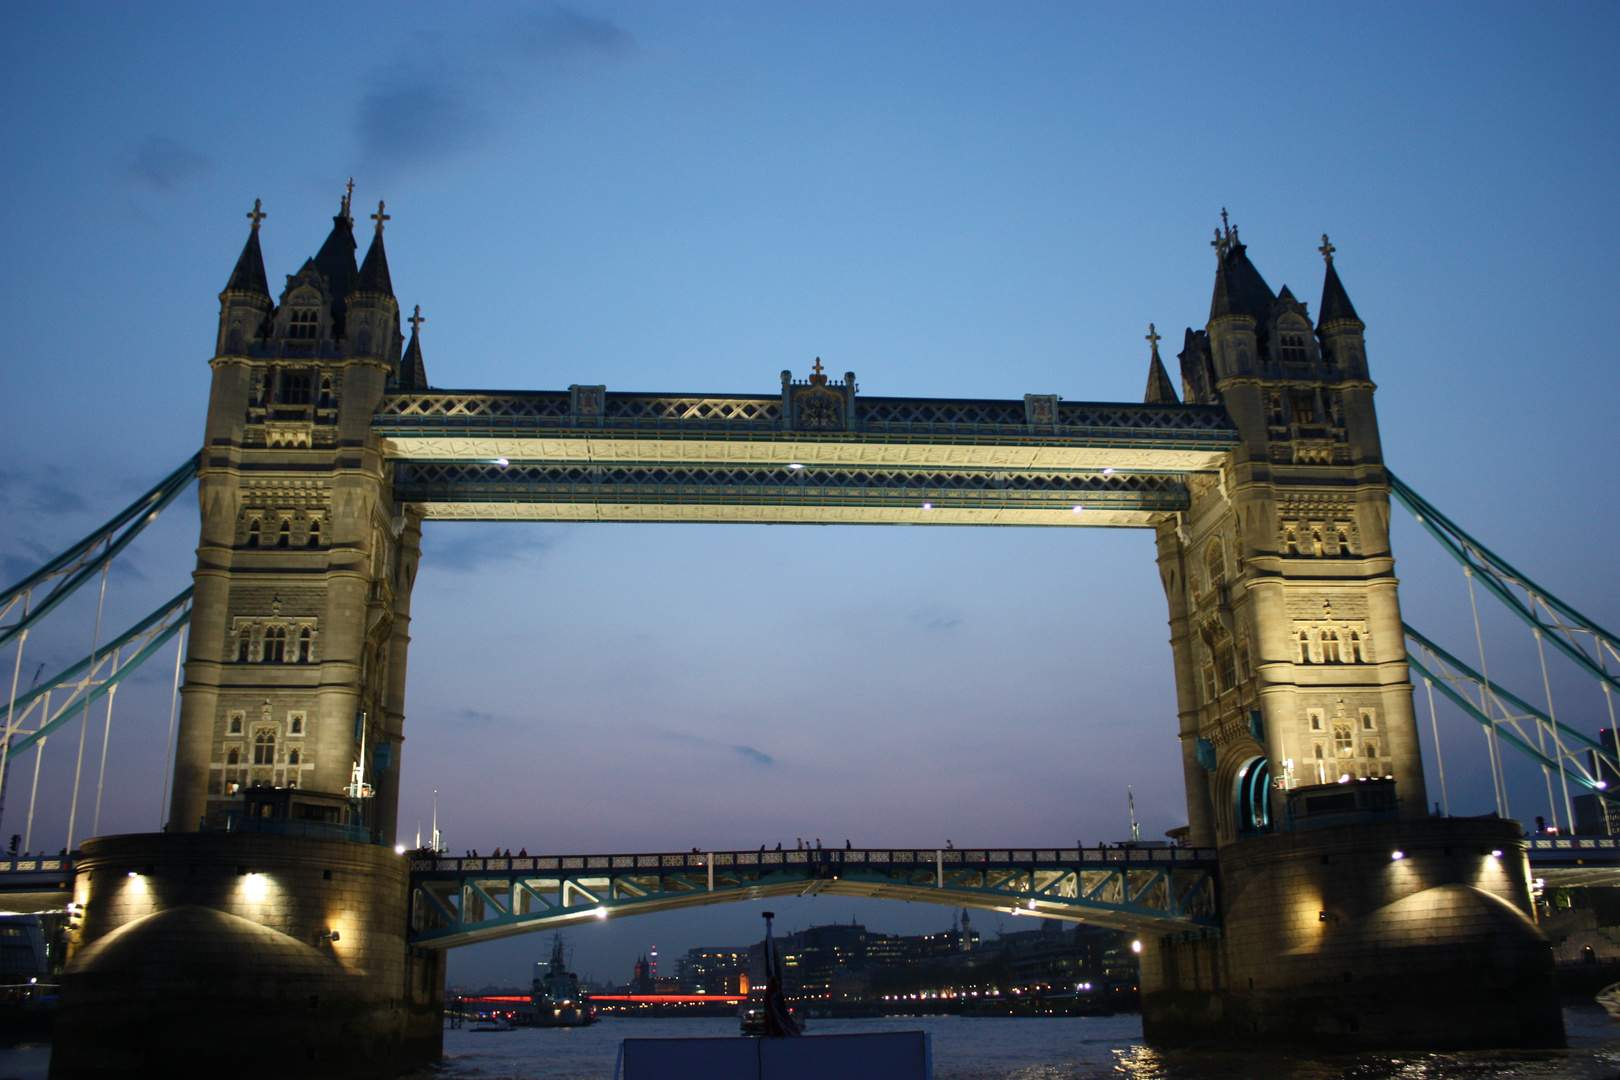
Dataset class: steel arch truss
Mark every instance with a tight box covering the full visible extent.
[408,847,1219,949]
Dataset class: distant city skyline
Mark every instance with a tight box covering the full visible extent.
[2,2,1617,985]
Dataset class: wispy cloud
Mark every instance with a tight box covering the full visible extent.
[508,6,637,63]
[655,728,775,767]
[0,467,89,518]
[353,6,637,178]
[124,136,211,191]
[912,607,962,632]
[356,78,492,174]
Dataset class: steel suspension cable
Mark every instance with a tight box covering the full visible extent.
[1465,567,1507,817]
[1425,677,1449,817]
[91,647,120,837]
[0,591,31,828]
[66,559,111,852]
[0,455,198,653]
[159,626,184,830]
[23,691,47,856]
[1534,628,1574,830]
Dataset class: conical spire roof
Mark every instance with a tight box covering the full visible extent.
[356,231,393,296]
[398,306,427,389]
[354,199,394,296]
[313,198,357,296]
[225,226,270,296]
[224,200,270,296]
[1207,215,1275,324]
[1142,324,1179,404]
[1319,258,1360,326]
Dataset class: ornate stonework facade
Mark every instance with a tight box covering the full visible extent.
[1154,225,1424,846]
[171,194,426,843]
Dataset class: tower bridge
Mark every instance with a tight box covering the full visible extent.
[17,197,1605,1076]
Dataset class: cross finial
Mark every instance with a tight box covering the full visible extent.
[371,200,390,234]
[1319,233,1336,265]
[1220,207,1230,237]
[811,357,825,377]
[246,199,266,231]
[341,179,354,220]
[1145,323,1161,354]
[408,305,424,334]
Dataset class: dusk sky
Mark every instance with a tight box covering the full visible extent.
[2,2,1617,987]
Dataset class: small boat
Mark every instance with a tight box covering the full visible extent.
[1596,982,1620,1018]
[469,1013,515,1032]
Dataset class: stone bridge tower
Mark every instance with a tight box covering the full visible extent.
[1154,226,1425,846]
[1139,224,1558,1049]
[169,195,426,844]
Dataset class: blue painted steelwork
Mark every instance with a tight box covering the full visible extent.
[1405,624,1620,804]
[375,391,1236,445]
[1391,472,1620,696]
[407,846,1219,949]
[0,454,197,650]
[394,461,1192,516]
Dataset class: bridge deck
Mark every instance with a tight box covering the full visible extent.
[375,391,1238,525]
[408,846,1221,949]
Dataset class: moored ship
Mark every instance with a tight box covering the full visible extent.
[532,934,595,1027]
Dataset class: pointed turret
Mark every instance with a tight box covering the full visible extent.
[1317,235,1360,327]
[354,200,394,297]
[216,200,274,356]
[397,306,428,390]
[1205,211,1268,382]
[224,201,270,297]
[1142,323,1179,404]
[344,200,401,361]
[312,189,358,338]
[1315,235,1368,380]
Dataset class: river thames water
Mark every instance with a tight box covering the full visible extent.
[5,1007,1619,1078]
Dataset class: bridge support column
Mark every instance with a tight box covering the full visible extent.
[51,832,442,1080]
[1140,817,1561,1049]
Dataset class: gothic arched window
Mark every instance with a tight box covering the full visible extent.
[1333,723,1354,758]
[298,627,313,663]
[318,377,334,409]
[237,628,252,663]
[1346,630,1363,663]
[289,714,303,735]
[253,729,275,766]
[247,520,261,548]
[287,748,301,766]
[1205,541,1226,589]
[1321,629,1341,664]
[276,520,290,548]
[263,626,286,663]
[307,519,321,548]
[1296,630,1311,664]
[226,748,239,766]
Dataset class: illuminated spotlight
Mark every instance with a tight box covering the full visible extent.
[242,872,269,900]
[1490,849,1503,858]
[594,906,608,920]
[127,871,138,878]
[1598,781,1609,790]
[1102,467,1114,476]
[1027,898,1037,910]
[788,463,804,470]
[1072,505,1085,514]
[1130,940,1143,954]
[394,844,406,855]
[921,502,932,510]
[494,457,509,467]
[1391,850,1405,861]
